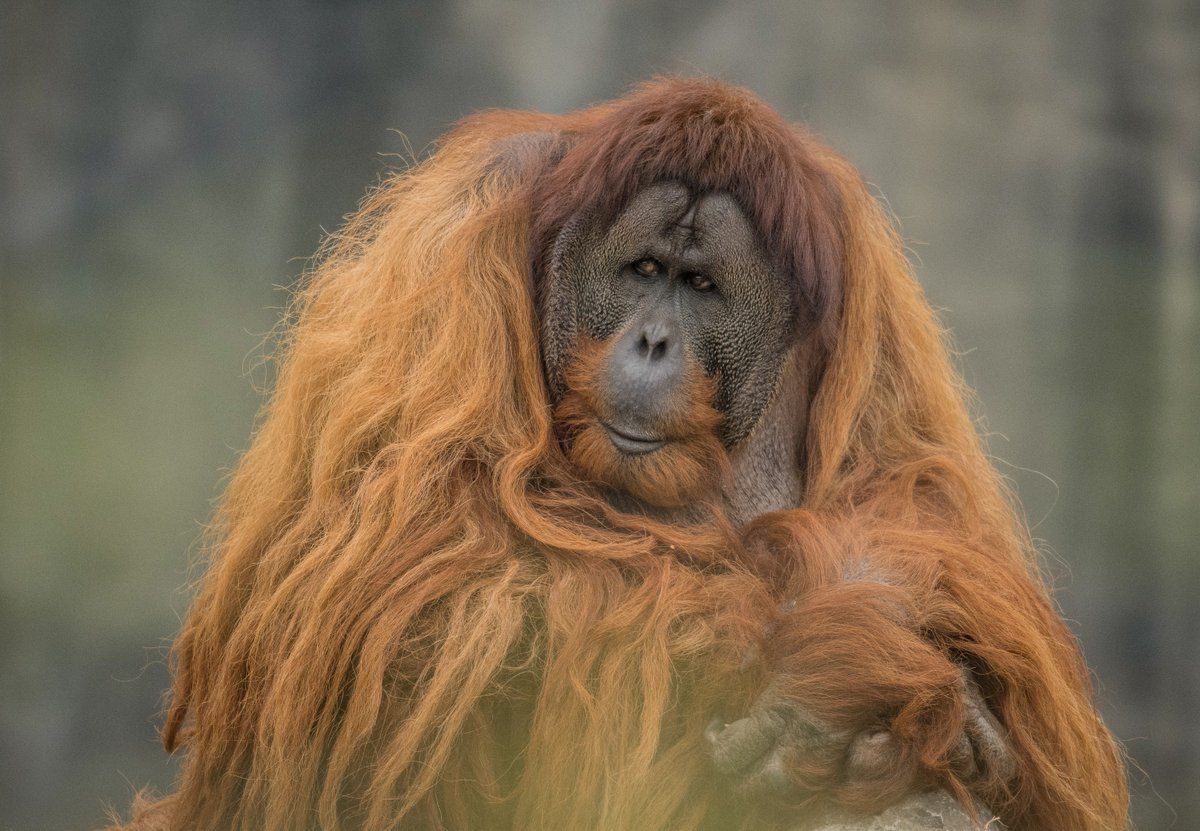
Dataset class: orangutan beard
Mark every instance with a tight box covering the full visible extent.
[552,338,731,511]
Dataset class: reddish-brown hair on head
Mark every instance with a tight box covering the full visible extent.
[531,77,843,339]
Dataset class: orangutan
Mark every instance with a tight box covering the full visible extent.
[110,77,1126,831]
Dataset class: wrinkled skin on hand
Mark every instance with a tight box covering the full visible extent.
[706,672,1013,808]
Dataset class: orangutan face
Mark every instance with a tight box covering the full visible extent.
[539,181,800,508]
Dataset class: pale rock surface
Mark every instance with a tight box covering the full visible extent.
[798,791,1000,831]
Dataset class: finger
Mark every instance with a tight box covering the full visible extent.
[739,744,801,799]
[845,729,906,783]
[961,675,1016,783]
[948,732,979,779]
[705,710,785,775]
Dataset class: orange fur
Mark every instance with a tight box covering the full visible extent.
[107,78,1126,831]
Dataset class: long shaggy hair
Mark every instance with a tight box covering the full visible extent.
[111,78,1126,831]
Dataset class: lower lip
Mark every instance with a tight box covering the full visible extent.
[602,423,666,455]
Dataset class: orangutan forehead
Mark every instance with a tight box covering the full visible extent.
[530,78,844,334]
[603,182,770,263]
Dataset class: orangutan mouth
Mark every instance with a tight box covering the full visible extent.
[602,421,667,455]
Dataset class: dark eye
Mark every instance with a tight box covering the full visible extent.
[633,258,662,277]
[685,272,715,292]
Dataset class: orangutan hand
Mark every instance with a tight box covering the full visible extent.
[705,672,1013,806]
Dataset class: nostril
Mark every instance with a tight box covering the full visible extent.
[635,331,669,361]
[630,319,675,364]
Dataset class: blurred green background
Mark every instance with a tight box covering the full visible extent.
[2,1,1197,828]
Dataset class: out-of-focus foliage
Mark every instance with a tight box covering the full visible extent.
[1,1,1196,828]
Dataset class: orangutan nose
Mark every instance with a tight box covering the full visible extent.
[636,317,673,363]
[603,309,684,452]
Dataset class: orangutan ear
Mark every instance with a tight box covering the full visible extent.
[483,130,571,188]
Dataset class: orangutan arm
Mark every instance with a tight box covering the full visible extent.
[707,508,1122,830]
